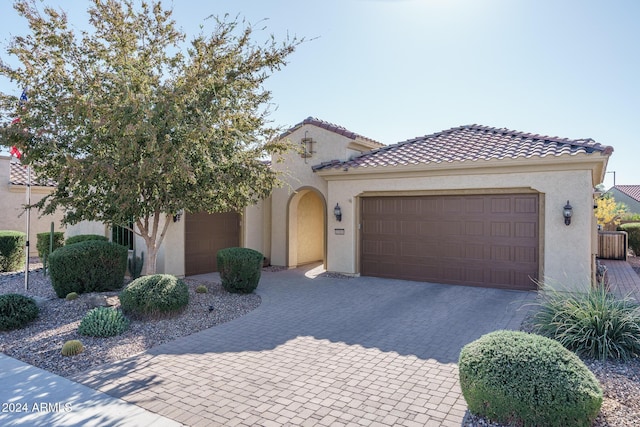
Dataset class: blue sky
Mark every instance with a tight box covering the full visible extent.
[1,0,638,189]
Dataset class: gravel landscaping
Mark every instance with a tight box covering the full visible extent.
[1,260,639,426]
[0,263,260,378]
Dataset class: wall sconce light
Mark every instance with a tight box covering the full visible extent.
[173,209,184,223]
[334,203,342,222]
[563,200,573,226]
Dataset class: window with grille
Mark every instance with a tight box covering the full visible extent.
[112,221,134,250]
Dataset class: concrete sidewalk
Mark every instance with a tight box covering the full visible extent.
[0,353,181,427]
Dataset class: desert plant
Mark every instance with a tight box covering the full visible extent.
[195,285,208,294]
[0,293,39,331]
[78,307,129,337]
[65,292,79,301]
[618,222,640,255]
[531,285,640,360]
[459,330,603,427]
[61,340,84,356]
[48,240,128,298]
[217,247,263,294]
[0,231,26,272]
[120,274,189,319]
[65,234,108,245]
[128,248,144,279]
[36,231,65,260]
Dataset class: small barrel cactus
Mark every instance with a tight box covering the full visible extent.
[66,292,79,301]
[61,340,84,356]
[195,285,208,294]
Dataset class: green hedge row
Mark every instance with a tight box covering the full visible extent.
[49,240,128,298]
[0,231,25,272]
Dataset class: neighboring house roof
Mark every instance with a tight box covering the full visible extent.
[9,161,57,187]
[280,116,384,148]
[609,185,640,203]
[312,124,613,171]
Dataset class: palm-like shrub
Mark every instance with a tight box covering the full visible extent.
[459,330,603,427]
[0,293,39,331]
[120,274,189,319]
[78,307,129,337]
[531,285,640,360]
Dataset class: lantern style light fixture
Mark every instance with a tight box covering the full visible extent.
[334,203,342,222]
[173,209,184,223]
[563,200,573,226]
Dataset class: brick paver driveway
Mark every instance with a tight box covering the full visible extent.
[73,265,535,426]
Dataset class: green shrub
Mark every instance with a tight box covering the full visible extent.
[0,293,39,331]
[120,274,189,319]
[459,330,602,427]
[78,307,129,337]
[65,234,108,246]
[0,231,26,272]
[61,340,84,356]
[49,240,128,298]
[217,247,263,294]
[65,292,79,301]
[618,222,640,254]
[195,285,208,294]
[531,286,640,360]
[36,231,65,260]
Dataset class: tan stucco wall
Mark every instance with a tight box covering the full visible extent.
[244,199,270,259]
[270,124,361,266]
[0,157,66,256]
[67,220,107,238]
[296,191,324,265]
[323,167,597,292]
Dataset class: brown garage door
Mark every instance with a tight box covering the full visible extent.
[185,211,240,276]
[360,194,539,290]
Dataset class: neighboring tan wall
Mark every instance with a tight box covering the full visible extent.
[270,124,357,266]
[66,220,107,238]
[607,188,640,215]
[244,199,268,258]
[0,157,66,256]
[159,215,184,277]
[296,191,324,265]
[324,168,596,292]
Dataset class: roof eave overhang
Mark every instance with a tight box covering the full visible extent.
[315,153,611,186]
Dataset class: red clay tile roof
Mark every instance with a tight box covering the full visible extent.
[312,124,613,171]
[612,185,640,203]
[9,162,56,187]
[280,117,383,147]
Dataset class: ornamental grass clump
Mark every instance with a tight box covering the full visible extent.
[120,274,189,319]
[531,285,640,361]
[78,307,129,337]
[0,293,39,331]
[459,330,603,427]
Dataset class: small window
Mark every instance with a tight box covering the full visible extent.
[112,221,134,250]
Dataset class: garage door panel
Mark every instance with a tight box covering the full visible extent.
[361,194,539,290]
[185,211,239,276]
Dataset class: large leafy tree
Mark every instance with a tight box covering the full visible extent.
[595,194,627,231]
[0,0,299,273]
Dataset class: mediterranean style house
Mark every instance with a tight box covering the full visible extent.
[63,117,613,291]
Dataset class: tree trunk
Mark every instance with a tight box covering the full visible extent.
[136,212,172,276]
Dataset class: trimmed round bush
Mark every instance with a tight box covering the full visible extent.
[78,307,129,337]
[49,240,128,298]
[36,231,65,261]
[65,234,108,246]
[532,286,640,360]
[0,231,26,272]
[0,293,39,331]
[618,222,640,255]
[459,330,602,427]
[217,247,263,294]
[120,274,189,319]
[61,340,84,356]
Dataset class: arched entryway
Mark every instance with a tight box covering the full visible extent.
[287,187,326,268]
